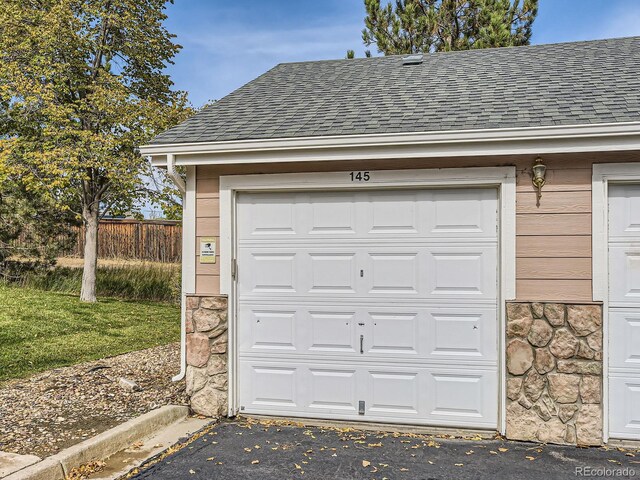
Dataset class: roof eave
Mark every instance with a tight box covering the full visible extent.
[140,121,640,167]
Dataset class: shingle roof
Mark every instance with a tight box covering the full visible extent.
[150,37,640,145]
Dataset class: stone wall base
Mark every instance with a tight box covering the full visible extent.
[505,302,603,445]
[184,296,228,417]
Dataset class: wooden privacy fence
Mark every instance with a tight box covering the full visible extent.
[68,219,183,262]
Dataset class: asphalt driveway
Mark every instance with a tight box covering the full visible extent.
[130,418,640,480]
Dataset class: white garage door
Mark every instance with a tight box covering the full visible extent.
[608,184,640,439]
[236,188,499,429]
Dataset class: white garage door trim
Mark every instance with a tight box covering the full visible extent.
[593,162,640,442]
[220,167,516,434]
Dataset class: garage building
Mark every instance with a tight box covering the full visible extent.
[140,36,640,445]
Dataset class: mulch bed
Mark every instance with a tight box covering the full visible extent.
[0,343,188,458]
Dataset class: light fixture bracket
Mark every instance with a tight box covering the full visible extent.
[532,157,547,207]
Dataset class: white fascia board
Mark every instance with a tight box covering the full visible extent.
[141,122,640,166]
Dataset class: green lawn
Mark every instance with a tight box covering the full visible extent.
[0,285,180,382]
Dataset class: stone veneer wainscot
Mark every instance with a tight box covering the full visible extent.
[505,303,603,445]
[184,296,228,417]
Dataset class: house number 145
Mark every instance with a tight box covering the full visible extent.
[350,171,370,182]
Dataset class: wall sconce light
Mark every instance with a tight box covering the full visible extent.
[532,157,547,207]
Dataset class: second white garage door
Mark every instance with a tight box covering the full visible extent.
[608,184,640,439]
[236,188,499,429]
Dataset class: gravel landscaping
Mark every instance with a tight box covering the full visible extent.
[0,343,187,458]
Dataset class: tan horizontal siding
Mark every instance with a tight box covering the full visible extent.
[194,167,220,293]
[196,177,220,197]
[515,168,591,192]
[516,214,591,236]
[516,279,592,303]
[196,198,220,217]
[196,218,220,237]
[191,153,635,300]
[516,190,591,214]
[196,274,220,295]
[196,257,220,275]
[516,258,591,280]
[516,235,591,258]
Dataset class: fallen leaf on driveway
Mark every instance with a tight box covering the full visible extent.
[498,448,508,452]
[455,463,464,466]
[189,469,195,474]
[526,456,536,461]
[362,460,371,467]
[251,460,259,464]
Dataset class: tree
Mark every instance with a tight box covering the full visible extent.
[0,178,75,273]
[0,0,192,302]
[362,0,538,54]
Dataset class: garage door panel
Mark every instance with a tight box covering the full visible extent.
[427,369,497,425]
[309,253,357,293]
[609,184,640,440]
[609,375,640,439]
[609,310,640,369]
[368,312,419,355]
[308,368,359,413]
[426,247,497,298]
[249,309,297,351]
[368,370,420,416]
[237,188,499,429]
[608,184,640,238]
[609,246,640,306]
[428,309,498,361]
[309,194,357,235]
[367,252,419,294]
[428,188,498,236]
[243,364,298,408]
[367,191,420,234]
[237,194,297,237]
[308,311,358,353]
[238,190,499,241]
[241,252,297,293]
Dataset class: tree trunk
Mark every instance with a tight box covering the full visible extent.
[80,203,99,302]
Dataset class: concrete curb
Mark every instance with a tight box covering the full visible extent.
[3,405,189,480]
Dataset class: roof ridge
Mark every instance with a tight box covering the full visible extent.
[276,35,640,66]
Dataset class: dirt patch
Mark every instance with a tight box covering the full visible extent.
[0,343,187,458]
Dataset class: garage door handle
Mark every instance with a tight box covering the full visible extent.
[360,335,364,354]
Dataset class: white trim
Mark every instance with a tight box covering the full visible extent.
[141,122,640,166]
[592,162,640,443]
[219,166,517,433]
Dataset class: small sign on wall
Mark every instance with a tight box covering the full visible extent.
[199,237,217,264]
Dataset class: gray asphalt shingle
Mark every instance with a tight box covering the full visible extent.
[150,37,640,145]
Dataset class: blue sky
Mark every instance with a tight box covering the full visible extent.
[163,0,640,108]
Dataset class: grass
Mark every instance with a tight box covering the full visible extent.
[3,262,180,303]
[0,284,180,382]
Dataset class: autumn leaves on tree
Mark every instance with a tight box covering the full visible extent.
[0,0,192,301]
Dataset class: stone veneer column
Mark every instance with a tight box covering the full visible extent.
[184,296,228,417]
[505,303,603,445]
